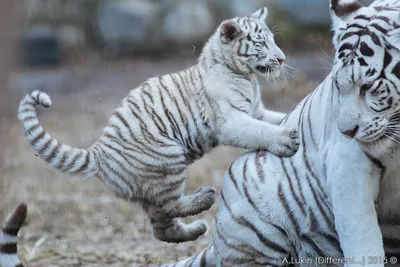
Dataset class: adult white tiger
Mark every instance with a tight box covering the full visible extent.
[162,0,400,266]
[17,8,299,244]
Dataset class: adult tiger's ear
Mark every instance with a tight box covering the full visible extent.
[330,0,364,48]
[219,20,242,44]
[387,28,400,51]
[251,7,268,23]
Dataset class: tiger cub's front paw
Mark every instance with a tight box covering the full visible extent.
[269,127,299,157]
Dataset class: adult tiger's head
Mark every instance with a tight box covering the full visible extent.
[330,0,400,155]
[213,7,286,80]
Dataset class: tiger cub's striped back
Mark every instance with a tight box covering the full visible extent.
[0,203,27,267]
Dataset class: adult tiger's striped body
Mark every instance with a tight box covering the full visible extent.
[164,0,400,266]
[0,203,27,267]
[18,7,299,243]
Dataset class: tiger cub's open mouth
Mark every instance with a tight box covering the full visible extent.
[256,65,270,73]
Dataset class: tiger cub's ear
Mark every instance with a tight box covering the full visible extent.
[251,7,268,23]
[330,0,364,29]
[330,0,364,48]
[219,21,242,44]
[330,0,363,18]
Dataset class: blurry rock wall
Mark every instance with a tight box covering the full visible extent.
[21,0,375,61]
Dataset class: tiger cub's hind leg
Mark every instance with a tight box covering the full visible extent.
[148,186,216,242]
[150,186,216,219]
[146,171,216,219]
[151,218,208,243]
[145,173,216,242]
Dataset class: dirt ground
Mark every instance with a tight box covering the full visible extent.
[1,50,331,266]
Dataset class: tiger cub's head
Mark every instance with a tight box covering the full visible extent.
[330,0,400,155]
[212,7,286,80]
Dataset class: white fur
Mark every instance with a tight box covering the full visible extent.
[0,254,21,267]
[0,233,17,244]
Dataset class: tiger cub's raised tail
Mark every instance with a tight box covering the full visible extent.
[0,202,27,267]
[161,245,215,267]
[18,91,99,179]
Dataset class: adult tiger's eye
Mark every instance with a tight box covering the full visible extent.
[259,41,266,46]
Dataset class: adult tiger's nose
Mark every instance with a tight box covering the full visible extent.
[341,125,359,138]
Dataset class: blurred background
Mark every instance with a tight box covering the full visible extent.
[0,0,373,266]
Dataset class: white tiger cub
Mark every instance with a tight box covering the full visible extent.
[162,0,400,265]
[18,7,299,243]
[0,202,27,267]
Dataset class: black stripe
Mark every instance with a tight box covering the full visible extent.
[221,192,288,254]
[374,16,391,25]
[277,183,301,234]
[338,43,353,53]
[74,151,90,174]
[255,151,266,182]
[280,159,306,216]
[216,226,279,262]
[99,153,134,195]
[228,99,247,113]
[392,62,400,80]
[0,243,17,254]
[354,14,370,21]
[304,173,335,232]
[360,42,375,57]
[242,159,261,211]
[63,151,82,172]
[2,228,19,236]
[30,130,45,147]
[115,109,180,159]
[141,83,154,104]
[307,95,318,149]
[44,142,61,163]
[38,137,52,155]
[370,23,388,34]
[289,159,308,212]
[25,123,40,135]
[365,152,386,181]
[126,99,169,147]
[227,166,243,197]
